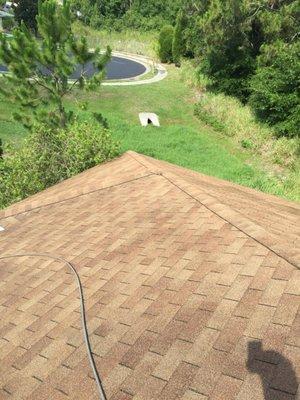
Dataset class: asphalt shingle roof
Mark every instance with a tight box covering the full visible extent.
[0,151,299,399]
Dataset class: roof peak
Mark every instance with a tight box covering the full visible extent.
[1,151,299,268]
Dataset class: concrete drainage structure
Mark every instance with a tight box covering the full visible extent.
[139,113,160,127]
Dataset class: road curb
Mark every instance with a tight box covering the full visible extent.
[102,51,168,86]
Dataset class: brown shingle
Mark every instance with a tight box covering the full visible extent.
[0,151,299,399]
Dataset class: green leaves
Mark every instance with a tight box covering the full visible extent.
[0,0,111,131]
[250,40,300,138]
[198,0,255,101]
[172,10,187,66]
[0,120,120,208]
[14,0,39,34]
[158,25,174,63]
[37,0,71,46]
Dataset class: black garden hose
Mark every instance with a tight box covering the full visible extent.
[0,253,107,400]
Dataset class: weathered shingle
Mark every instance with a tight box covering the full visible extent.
[0,151,299,399]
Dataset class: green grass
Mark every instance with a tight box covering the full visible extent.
[72,22,157,58]
[68,66,299,201]
[0,97,26,143]
[0,65,299,201]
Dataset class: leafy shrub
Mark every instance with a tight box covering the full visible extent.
[172,10,186,66]
[122,10,165,31]
[71,0,181,31]
[250,41,300,138]
[0,120,120,208]
[241,139,254,149]
[157,25,174,63]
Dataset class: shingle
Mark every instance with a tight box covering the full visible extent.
[0,151,299,400]
[210,375,243,400]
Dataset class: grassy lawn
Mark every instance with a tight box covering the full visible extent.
[0,97,26,144]
[73,22,157,58]
[0,65,298,201]
[70,66,298,201]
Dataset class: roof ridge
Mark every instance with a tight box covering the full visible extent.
[0,172,153,221]
[1,150,298,268]
[126,151,300,209]
[0,153,150,220]
[163,172,299,269]
[126,151,299,268]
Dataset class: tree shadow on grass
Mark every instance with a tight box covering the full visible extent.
[247,340,299,399]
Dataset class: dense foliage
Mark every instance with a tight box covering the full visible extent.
[250,40,300,138]
[158,25,174,63]
[70,0,181,31]
[73,0,299,137]
[0,0,111,130]
[193,0,299,137]
[13,0,39,33]
[199,0,257,101]
[0,120,120,208]
[0,0,118,209]
[172,10,186,66]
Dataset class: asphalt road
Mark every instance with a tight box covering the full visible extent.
[0,55,147,80]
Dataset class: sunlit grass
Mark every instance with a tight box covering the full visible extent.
[0,62,298,201]
[69,66,299,201]
[72,21,157,59]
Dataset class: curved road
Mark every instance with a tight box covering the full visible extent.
[0,55,147,80]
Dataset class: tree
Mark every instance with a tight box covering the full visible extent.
[178,0,211,57]
[0,0,111,130]
[199,0,255,101]
[172,10,186,66]
[250,40,300,138]
[14,0,39,34]
[158,25,174,63]
[69,0,183,31]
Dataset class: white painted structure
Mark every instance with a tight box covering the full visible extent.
[139,113,160,127]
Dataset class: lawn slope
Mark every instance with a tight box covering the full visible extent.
[0,65,298,201]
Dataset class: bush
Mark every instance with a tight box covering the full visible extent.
[250,41,300,138]
[199,0,256,102]
[0,120,120,208]
[172,10,186,66]
[158,25,174,63]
